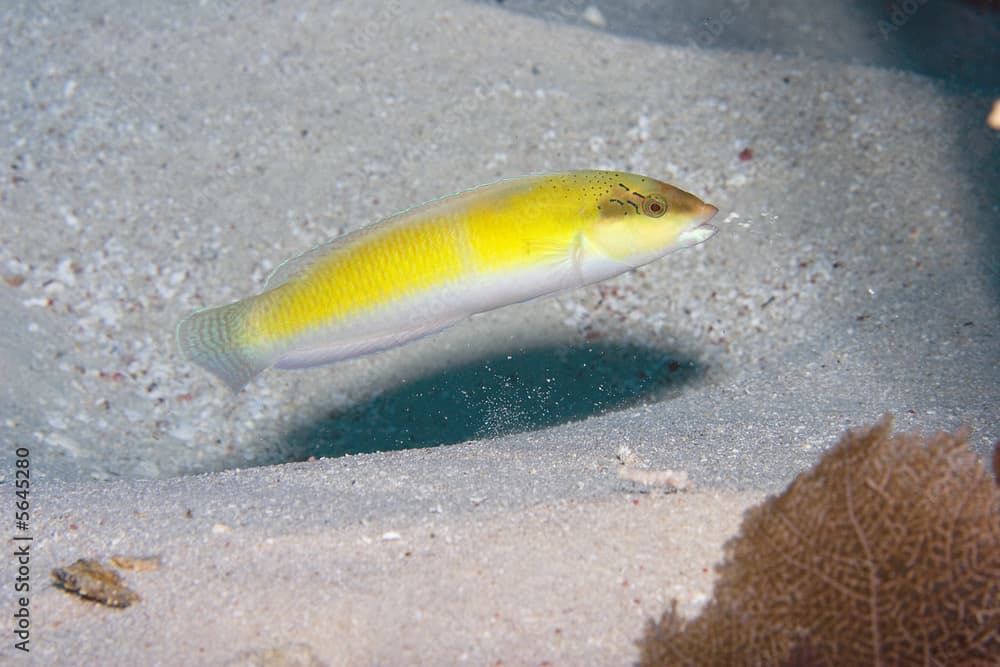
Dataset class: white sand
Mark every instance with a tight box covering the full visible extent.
[1,0,998,664]
[29,466,762,665]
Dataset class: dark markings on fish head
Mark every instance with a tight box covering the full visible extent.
[586,172,719,267]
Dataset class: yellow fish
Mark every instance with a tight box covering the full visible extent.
[177,170,718,391]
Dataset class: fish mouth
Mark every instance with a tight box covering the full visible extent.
[678,203,719,247]
[693,203,720,237]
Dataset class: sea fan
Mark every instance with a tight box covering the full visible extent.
[638,415,1000,666]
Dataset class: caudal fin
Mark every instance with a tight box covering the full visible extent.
[176,299,268,392]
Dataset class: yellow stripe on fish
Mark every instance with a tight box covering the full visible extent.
[176,170,719,391]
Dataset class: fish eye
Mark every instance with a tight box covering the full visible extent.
[642,195,667,218]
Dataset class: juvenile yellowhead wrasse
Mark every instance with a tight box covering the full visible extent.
[177,170,719,391]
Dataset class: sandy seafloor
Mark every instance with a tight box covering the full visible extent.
[1,0,998,664]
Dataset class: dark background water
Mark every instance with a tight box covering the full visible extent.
[475,0,1000,91]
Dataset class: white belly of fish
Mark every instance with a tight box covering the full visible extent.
[273,245,631,369]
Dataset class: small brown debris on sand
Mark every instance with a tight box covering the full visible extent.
[51,559,140,608]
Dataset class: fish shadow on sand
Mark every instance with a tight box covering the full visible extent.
[279,342,706,460]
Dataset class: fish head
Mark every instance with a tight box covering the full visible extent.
[582,174,718,268]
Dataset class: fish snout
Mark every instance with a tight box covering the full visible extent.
[699,203,719,224]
